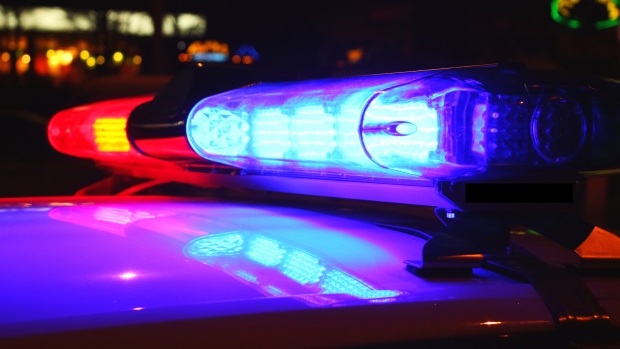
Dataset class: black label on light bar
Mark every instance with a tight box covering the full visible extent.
[465,183,573,203]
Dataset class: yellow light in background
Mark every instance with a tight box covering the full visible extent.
[1,52,9,62]
[186,40,230,62]
[86,56,96,67]
[107,11,154,36]
[112,51,124,64]
[612,6,620,20]
[93,118,131,152]
[49,56,59,66]
[187,40,229,55]
[80,50,89,60]
[61,51,73,65]
[132,55,142,64]
[16,54,30,74]
[46,49,55,58]
[96,55,105,65]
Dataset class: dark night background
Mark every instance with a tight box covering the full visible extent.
[1,0,619,227]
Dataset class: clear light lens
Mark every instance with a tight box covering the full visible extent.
[188,107,250,156]
[186,71,491,180]
[188,68,620,181]
[360,76,489,178]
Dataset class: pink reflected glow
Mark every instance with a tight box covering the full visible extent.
[48,205,176,237]
[119,272,137,280]
[93,207,159,225]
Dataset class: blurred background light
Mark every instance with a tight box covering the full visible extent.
[163,13,206,37]
[113,51,124,64]
[107,11,153,36]
[86,56,96,67]
[16,7,96,32]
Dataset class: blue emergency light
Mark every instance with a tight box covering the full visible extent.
[185,65,620,184]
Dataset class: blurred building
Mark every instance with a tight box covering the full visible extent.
[0,4,206,84]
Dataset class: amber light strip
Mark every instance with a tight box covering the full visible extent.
[93,118,131,152]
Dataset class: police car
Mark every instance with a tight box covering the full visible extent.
[1,63,620,348]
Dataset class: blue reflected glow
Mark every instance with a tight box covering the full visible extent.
[321,270,399,299]
[234,270,258,283]
[281,250,325,285]
[185,231,244,257]
[245,236,286,266]
[187,70,491,180]
[184,231,401,305]
[263,285,287,296]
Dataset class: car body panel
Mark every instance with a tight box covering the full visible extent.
[0,196,558,344]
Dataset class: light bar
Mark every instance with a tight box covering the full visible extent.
[186,69,491,180]
[48,96,153,160]
[187,66,620,182]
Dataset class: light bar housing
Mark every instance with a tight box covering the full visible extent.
[186,65,620,183]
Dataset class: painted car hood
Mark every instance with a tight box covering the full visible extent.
[0,196,557,339]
